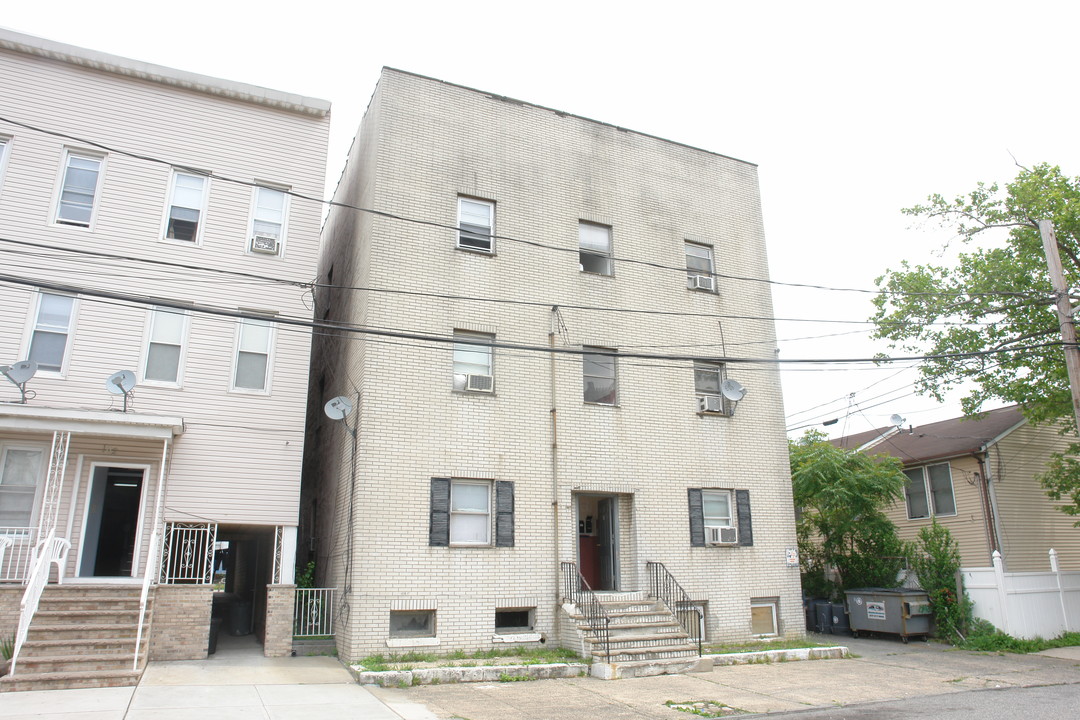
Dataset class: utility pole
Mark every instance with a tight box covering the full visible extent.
[1039,219,1080,433]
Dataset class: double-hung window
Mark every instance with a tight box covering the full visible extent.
[232,316,273,391]
[430,478,515,547]
[450,480,491,545]
[452,331,494,392]
[694,361,729,414]
[686,242,715,292]
[55,151,104,227]
[583,347,617,405]
[579,222,613,275]
[0,444,45,529]
[688,488,753,547]
[27,293,75,374]
[903,463,956,519]
[143,308,188,385]
[0,136,10,188]
[164,171,208,243]
[458,197,494,252]
[249,186,288,254]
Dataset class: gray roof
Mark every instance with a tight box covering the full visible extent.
[831,405,1025,465]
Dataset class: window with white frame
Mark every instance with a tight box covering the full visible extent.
[450,480,490,545]
[0,136,10,187]
[232,316,273,391]
[458,197,494,252]
[582,347,617,404]
[579,222,613,275]
[903,463,956,519]
[452,331,494,392]
[27,292,75,374]
[694,361,729,414]
[55,151,104,227]
[685,242,715,291]
[702,490,734,530]
[163,171,208,243]
[0,444,45,528]
[750,598,779,637]
[143,308,188,384]
[249,186,288,253]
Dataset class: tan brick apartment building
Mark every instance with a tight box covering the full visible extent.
[306,69,802,671]
[0,29,328,689]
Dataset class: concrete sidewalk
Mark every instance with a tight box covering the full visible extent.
[370,635,1080,719]
[0,635,419,720]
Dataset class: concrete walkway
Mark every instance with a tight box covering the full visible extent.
[0,635,416,719]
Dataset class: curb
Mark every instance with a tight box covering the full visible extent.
[352,662,590,687]
[706,646,849,666]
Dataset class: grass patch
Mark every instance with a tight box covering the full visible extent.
[357,646,583,672]
[665,700,746,717]
[498,673,535,682]
[704,638,827,655]
[958,622,1080,654]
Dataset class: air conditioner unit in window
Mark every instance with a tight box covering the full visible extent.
[706,526,738,545]
[691,275,715,292]
[250,235,280,255]
[465,374,494,392]
[698,395,724,413]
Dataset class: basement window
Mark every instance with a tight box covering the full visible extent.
[495,608,534,632]
[389,610,435,638]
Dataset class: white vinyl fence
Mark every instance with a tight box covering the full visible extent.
[962,549,1080,639]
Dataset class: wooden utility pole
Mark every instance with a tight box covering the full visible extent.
[1039,219,1080,433]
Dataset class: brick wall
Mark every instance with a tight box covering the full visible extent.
[148,585,212,661]
[264,584,295,657]
[0,586,21,642]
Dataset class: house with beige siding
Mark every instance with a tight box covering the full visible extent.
[833,406,1080,572]
[305,68,802,677]
[0,29,329,690]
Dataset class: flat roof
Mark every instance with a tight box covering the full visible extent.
[0,27,330,117]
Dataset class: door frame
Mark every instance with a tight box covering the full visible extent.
[76,461,151,578]
[574,493,620,591]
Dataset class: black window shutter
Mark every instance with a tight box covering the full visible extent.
[429,478,450,546]
[688,488,705,547]
[736,489,753,546]
[495,480,514,547]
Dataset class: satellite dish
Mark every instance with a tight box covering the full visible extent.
[889,414,906,427]
[1,360,38,385]
[324,396,353,420]
[106,370,137,395]
[720,379,747,402]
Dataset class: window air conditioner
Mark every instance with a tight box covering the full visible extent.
[251,235,280,255]
[691,275,715,292]
[698,395,724,413]
[706,526,738,545]
[466,374,494,392]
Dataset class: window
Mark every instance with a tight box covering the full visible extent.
[452,331,494,392]
[579,222,613,275]
[688,488,753,547]
[903,463,956,519]
[429,478,514,547]
[390,610,435,638]
[232,316,273,391]
[55,151,103,227]
[163,171,208,242]
[0,445,45,528]
[694,361,730,414]
[685,242,715,291]
[583,348,617,404]
[143,308,188,384]
[495,608,535,632]
[0,136,10,187]
[750,599,779,637]
[27,293,75,374]
[249,186,288,251]
[458,197,494,252]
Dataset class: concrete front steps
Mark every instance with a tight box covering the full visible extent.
[0,584,151,692]
[564,590,710,679]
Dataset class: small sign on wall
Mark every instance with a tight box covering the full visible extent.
[785,548,799,566]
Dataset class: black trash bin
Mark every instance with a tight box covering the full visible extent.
[830,602,851,635]
[229,599,252,636]
[814,599,833,634]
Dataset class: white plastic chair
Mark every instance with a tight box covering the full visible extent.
[32,535,71,584]
[0,536,12,579]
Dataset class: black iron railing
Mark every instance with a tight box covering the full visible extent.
[561,561,611,659]
[646,561,703,655]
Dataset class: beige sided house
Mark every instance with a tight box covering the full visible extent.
[833,406,1080,571]
[306,68,802,678]
[0,30,329,690]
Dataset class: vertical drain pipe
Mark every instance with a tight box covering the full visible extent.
[550,307,561,608]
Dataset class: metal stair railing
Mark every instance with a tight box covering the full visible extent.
[646,561,703,656]
[560,561,611,659]
[10,530,70,676]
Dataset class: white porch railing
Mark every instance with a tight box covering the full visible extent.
[962,549,1080,639]
[294,588,336,637]
[0,528,37,582]
[10,531,70,675]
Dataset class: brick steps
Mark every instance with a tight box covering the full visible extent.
[0,584,151,693]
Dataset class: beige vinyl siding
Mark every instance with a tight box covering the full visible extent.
[989,423,1080,571]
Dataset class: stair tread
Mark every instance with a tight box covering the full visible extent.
[2,669,142,681]
[593,644,698,656]
[586,632,689,643]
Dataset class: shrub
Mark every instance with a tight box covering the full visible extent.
[907,520,971,643]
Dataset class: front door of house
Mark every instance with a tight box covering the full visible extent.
[79,466,145,577]
[576,494,618,591]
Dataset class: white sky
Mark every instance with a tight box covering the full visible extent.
[4,1,1077,440]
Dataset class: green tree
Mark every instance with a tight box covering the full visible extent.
[790,431,908,598]
[871,163,1080,521]
[906,521,971,643]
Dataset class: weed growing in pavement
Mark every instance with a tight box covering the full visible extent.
[665,700,746,717]
[498,673,535,682]
[960,623,1080,654]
